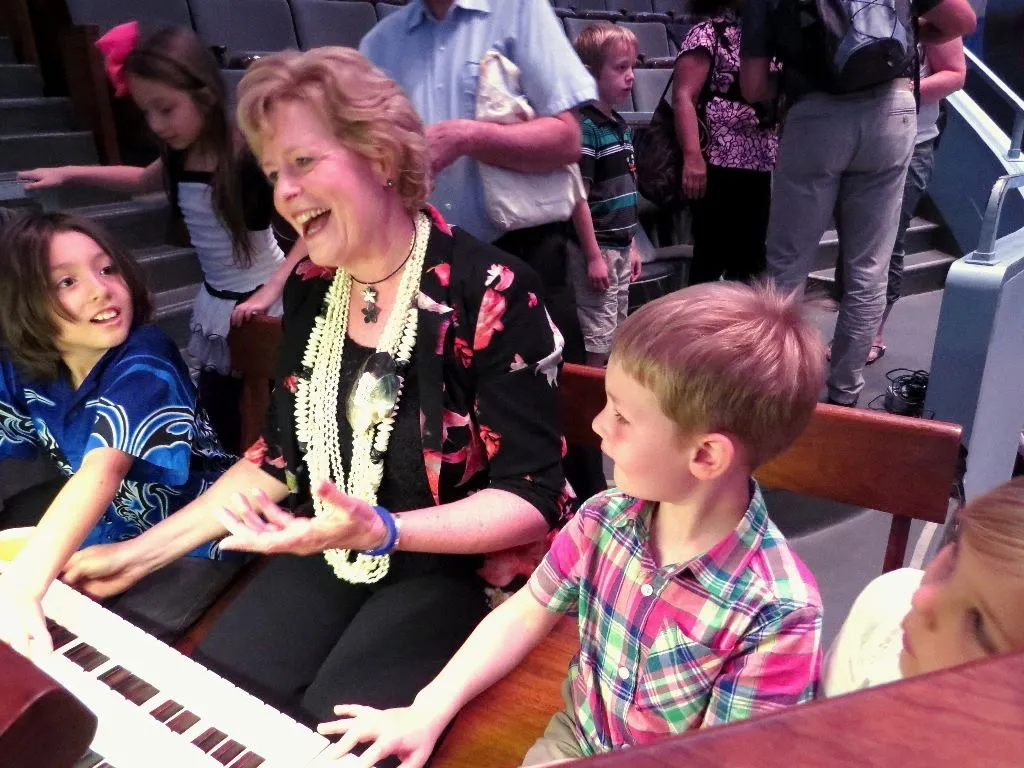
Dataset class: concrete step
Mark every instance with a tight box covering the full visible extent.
[0,172,127,210]
[0,38,16,64]
[0,64,43,98]
[0,97,75,134]
[134,245,203,294]
[0,131,97,171]
[154,284,200,349]
[812,216,944,273]
[70,199,172,249]
[808,248,958,298]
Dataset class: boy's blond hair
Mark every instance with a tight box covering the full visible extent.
[573,22,638,72]
[610,282,826,468]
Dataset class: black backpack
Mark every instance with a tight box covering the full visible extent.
[770,0,917,94]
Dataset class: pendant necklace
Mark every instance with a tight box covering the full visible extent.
[351,235,416,323]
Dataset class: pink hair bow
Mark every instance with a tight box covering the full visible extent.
[95,21,140,97]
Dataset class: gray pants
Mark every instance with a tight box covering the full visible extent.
[768,82,917,403]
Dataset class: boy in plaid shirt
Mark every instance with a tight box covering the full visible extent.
[319,282,826,767]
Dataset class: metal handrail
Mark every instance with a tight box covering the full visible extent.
[964,47,1024,160]
[968,172,1024,263]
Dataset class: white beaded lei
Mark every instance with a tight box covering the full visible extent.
[294,212,429,583]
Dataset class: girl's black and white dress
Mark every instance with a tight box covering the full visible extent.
[165,148,285,375]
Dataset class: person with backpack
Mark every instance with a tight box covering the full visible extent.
[738,0,975,407]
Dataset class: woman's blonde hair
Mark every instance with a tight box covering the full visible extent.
[958,477,1024,579]
[236,47,430,212]
[610,281,826,468]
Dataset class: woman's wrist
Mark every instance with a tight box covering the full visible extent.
[362,507,401,556]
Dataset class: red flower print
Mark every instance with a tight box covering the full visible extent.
[477,539,547,588]
[295,260,336,281]
[423,447,442,504]
[441,407,471,444]
[426,204,453,234]
[528,292,538,308]
[266,453,287,469]
[454,337,474,367]
[479,424,501,460]
[435,317,452,355]
[243,436,268,465]
[430,263,451,287]
[473,288,507,351]
[509,354,527,373]
[486,264,515,292]
[560,435,567,458]
[283,375,299,393]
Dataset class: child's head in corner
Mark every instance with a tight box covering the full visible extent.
[0,211,151,384]
[574,22,637,110]
[900,477,1024,678]
[595,281,825,504]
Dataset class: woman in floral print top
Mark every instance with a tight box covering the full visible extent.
[674,0,780,285]
[62,47,570,729]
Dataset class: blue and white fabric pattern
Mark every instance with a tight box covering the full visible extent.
[0,325,235,557]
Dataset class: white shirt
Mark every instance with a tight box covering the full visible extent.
[821,568,924,697]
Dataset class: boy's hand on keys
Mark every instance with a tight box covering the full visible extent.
[0,581,52,659]
[318,702,445,768]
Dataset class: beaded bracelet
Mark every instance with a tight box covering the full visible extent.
[363,506,401,556]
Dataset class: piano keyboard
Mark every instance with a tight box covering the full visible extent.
[7,567,333,768]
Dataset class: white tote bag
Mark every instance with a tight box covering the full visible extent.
[475,50,586,232]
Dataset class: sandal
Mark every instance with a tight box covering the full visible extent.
[866,344,887,365]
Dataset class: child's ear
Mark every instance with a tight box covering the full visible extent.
[688,432,737,481]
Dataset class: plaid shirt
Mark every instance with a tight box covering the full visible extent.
[527,482,822,755]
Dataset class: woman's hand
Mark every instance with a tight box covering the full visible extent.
[230,283,282,327]
[682,154,707,200]
[317,703,445,768]
[16,167,69,190]
[0,581,51,659]
[215,481,388,556]
[62,541,151,599]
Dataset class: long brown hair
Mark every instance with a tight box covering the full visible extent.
[0,211,152,381]
[125,26,254,267]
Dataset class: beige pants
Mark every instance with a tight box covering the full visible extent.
[520,678,586,766]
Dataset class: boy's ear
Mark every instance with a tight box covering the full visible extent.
[688,432,738,481]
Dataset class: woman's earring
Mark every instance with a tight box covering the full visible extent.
[385,178,394,189]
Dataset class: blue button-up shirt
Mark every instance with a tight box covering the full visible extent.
[361,0,597,243]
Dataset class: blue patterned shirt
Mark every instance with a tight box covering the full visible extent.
[0,325,234,557]
[360,0,596,243]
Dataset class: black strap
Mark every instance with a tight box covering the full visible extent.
[203,281,261,303]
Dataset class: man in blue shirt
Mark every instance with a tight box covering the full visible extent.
[361,0,597,361]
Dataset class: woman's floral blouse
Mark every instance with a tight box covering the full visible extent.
[246,208,574,595]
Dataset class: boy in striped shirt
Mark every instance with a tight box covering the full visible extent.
[569,23,642,368]
[320,283,826,767]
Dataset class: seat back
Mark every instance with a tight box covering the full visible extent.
[376,2,405,20]
[226,316,283,450]
[632,66,671,110]
[618,20,673,59]
[65,0,193,33]
[188,0,298,60]
[290,0,378,50]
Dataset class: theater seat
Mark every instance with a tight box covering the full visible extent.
[291,0,378,49]
[65,0,193,34]
[376,2,405,20]
[189,0,298,62]
[632,67,672,111]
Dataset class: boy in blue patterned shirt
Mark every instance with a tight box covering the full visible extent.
[570,23,642,368]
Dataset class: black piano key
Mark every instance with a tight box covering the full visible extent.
[211,737,246,764]
[167,710,201,734]
[151,699,184,722]
[71,749,105,768]
[121,675,160,706]
[229,752,266,768]
[64,641,109,673]
[97,665,132,691]
[193,726,229,753]
[46,619,77,649]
